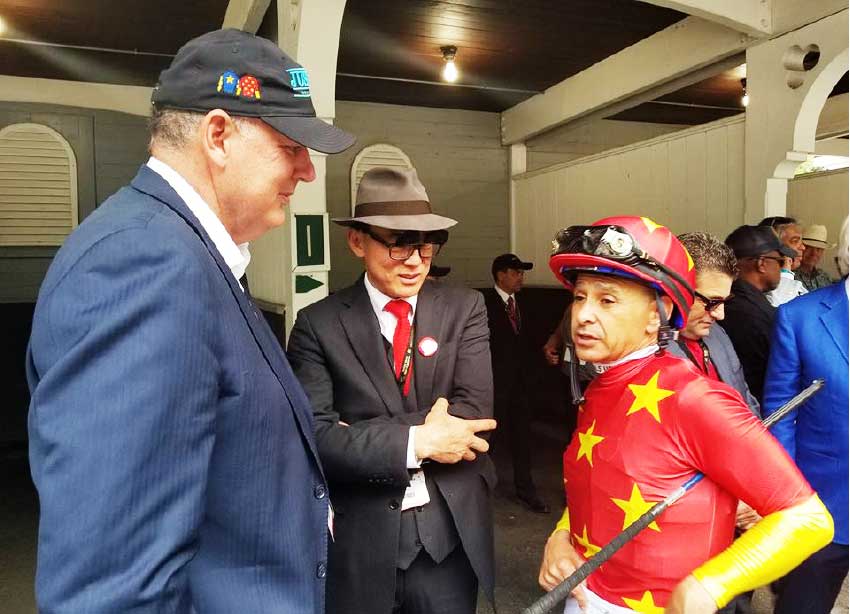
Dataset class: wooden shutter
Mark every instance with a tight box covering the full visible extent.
[0,123,78,246]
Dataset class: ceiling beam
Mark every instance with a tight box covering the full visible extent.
[501,17,753,145]
[222,0,272,33]
[0,76,152,116]
[636,0,772,37]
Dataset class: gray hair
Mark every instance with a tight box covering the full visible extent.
[677,232,738,278]
[148,108,258,152]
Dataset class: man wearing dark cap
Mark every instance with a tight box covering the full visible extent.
[718,225,797,403]
[287,166,497,614]
[482,254,549,513]
[27,29,354,613]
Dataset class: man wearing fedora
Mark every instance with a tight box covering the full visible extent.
[287,166,497,614]
[795,224,836,291]
[27,29,354,613]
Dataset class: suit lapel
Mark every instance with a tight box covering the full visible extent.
[413,281,444,403]
[130,166,322,461]
[819,283,849,363]
[339,280,405,415]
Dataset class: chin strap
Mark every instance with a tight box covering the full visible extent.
[655,293,677,353]
[568,343,586,406]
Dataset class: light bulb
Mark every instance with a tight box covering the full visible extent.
[742,92,750,107]
[442,59,458,83]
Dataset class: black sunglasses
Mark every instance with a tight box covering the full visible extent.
[758,255,786,266]
[695,291,734,312]
[365,229,447,262]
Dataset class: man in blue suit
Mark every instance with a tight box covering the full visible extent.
[764,218,849,614]
[26,29,355,613]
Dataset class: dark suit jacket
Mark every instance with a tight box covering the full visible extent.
[764,281,849,544]
[287,277,496,614]
[27,166,328,613]
[480,287,535,392]
[719,279,776,403]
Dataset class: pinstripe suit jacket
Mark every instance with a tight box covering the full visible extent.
[27,166,328,613]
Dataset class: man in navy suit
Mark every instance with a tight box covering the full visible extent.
[764,217,849,614]
[26,29,355,613]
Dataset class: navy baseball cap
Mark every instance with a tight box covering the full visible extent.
[725,225,797,259]
[492,253,533,277]
[151,28,355,154]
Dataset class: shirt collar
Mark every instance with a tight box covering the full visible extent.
[146,156,251,284]
[494,285,513,303]
[593,344,659,374]
[363,273,418,318]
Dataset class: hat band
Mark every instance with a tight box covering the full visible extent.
[354,200,432,217]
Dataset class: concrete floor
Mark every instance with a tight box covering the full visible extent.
[1,431,847,614]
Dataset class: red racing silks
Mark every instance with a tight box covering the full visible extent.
[562,351,813,611]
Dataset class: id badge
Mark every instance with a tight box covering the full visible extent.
[401,469,430,511]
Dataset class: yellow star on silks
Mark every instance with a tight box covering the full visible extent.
[611,483,661,532]
[626,370,675,423]
[573,525,601,558]
[576,420,605,467]
[640,216,663,234]
[621,590,665,613]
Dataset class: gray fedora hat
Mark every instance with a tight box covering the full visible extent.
[333,167,457,231]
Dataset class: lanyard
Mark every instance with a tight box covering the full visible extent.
[397,324,415,390]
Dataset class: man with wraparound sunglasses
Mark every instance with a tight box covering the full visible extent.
[673,233,760,418]
[718,225,797,404]
[287,166,497,614]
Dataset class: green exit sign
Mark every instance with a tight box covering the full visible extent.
[295,214,325,267]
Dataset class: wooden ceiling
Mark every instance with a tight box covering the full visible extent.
[0,0,844,126]
[336,0,687,112]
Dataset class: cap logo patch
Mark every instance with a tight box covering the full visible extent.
[237,75,261,99]
[287,68,311,98]
[217,70,239,95]
[217,71,261,100]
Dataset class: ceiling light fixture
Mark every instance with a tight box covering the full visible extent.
[741,78,749,107]
[440,45,458,83]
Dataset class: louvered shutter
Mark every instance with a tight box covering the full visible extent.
[350,144,413,213]
[0,123,78,246]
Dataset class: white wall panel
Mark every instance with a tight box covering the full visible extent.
[514,116,747,286]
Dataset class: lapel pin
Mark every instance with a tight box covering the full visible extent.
[418,336,438,357]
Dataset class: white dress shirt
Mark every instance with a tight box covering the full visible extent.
[146,157,251,288]
[494,284,513,305]
[363,274,422,469]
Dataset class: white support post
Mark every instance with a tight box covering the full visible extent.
[222,0,273,33]
[509,143,527,254]
[246,0,348,336]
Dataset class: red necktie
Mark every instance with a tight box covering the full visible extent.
[384,299,413,396]
[506,295,520,334]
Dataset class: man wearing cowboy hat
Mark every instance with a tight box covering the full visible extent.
[287,166,497,614]
[795,224,836,291]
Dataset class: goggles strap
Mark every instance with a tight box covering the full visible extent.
[655,293,677,352]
